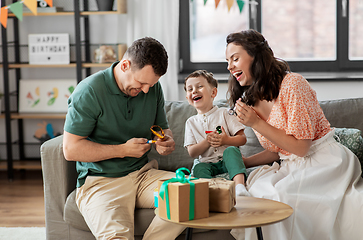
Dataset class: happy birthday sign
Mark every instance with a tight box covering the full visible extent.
[28,33,70,65]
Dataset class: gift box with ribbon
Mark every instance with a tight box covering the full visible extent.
[158,168,209,222]
[206,178,236,213]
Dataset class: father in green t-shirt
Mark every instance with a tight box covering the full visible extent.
[63,37,185,240]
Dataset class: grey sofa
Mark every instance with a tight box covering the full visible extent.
[41,98,363,240]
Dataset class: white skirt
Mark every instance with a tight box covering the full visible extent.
[234,130,363,240]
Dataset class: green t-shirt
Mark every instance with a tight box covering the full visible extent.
[64,62,169,187]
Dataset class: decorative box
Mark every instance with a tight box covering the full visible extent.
[207,178,236,213]
[157,168,209,222]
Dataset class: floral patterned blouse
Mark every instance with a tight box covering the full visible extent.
[254,73,332,155]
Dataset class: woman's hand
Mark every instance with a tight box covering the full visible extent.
[235,98,260,128]
[234,99,313,157]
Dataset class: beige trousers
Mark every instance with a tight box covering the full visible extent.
[76,160,186,240]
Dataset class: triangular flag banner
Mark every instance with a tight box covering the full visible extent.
[215,0,221,8]
[44,0,53,7]
[8,2,23,21]
[226,0,234,11]
[23,0,38,15]
[204,0,208,5]
[237,0,245,13]
[1,7,8,28]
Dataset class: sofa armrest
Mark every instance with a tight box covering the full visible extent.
[40,135,78,234]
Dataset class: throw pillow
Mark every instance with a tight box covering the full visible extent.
[334,128,363,173]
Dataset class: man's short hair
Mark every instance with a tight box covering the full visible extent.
[125,37,168,76]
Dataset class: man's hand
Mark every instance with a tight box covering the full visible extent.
[124,138,152,158]
[155,129,175,156]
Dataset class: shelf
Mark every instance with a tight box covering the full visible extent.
[0,63,112,68]
[11,113,66,119]
[11,12,74,17]
[0,160,42,170]
[83,63,113,68]
[81,10,126,15]
[7,63,77,68]
[0,113,66,119]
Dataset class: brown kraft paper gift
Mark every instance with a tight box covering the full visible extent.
[206,178,236,213]
[157,178,209,222]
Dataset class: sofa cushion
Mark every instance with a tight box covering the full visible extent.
[148,101,197,171]
[320,98,363,135]
[334,128,363,171]
[240,127,264,157]
[64,190,90,231]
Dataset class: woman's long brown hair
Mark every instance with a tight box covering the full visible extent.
[226,29,290,107]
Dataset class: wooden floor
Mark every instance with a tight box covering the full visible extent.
[0,170,45,227]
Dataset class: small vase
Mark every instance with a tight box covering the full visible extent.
[95,0,114,11]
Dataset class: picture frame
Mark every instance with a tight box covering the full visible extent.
[19,79,77,113]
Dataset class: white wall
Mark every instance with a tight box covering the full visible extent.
[309,81,363,101]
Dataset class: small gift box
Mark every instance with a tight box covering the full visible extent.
[206,178,236,213]
[158,168,209,222]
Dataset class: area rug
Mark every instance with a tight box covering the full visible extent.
[0,227,45,240]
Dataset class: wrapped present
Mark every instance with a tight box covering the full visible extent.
[207,178,236,213]
[158,168,209,222]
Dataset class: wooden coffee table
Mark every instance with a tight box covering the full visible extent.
[156,196,293,240]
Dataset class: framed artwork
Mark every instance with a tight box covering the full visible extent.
[19,79,77,113]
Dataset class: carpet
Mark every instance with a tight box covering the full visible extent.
[0,227,45,240]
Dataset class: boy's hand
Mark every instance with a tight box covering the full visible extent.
[207,126,228,148]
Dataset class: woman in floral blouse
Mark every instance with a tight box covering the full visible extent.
[226,29,363,240]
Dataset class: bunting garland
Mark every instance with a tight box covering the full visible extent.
[44,0,53,7]
[9,2,24,21]
[0,0,53,28]
[23,0,38,15]
[191,0,248,13]
[236,0,245,12]
[1,7,8,28]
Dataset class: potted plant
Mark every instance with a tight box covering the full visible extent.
[95,0,114,11]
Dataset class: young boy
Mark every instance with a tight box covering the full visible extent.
[183,70,249,196]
